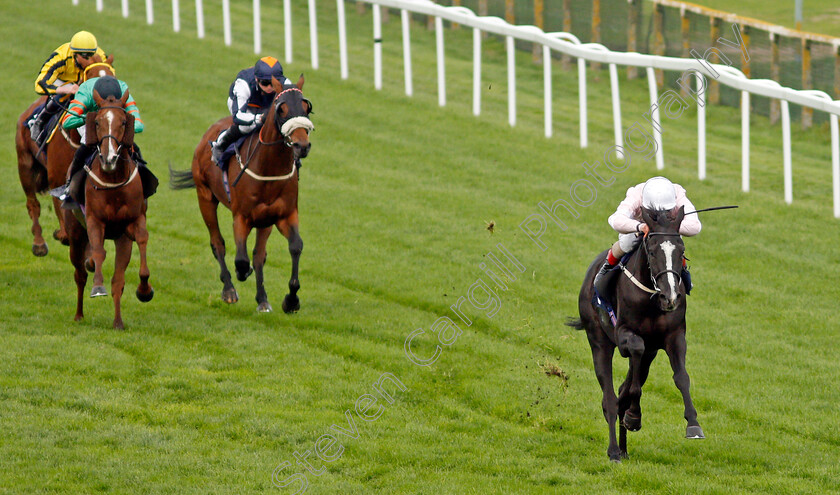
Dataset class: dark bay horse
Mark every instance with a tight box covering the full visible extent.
[15,56,115,256]
[169,75,312,313]
[64,89,153,329]
[568,206,704,462]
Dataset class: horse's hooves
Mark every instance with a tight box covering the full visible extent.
[52,229,61,241]
[113,321,125,330]
[74,313,83,322]
[59,236,69,246]
[136,287,154,303]
[686,426,705,439]
[623,412,641,432]
[222,287,239,304]
[90,286,107,298]
[235,267,253,282]
[258,301,273,313]
[85,258,95,273]
[235,259,253,282]
[609,457,622,463]
[53,229,69,245]
[282,294,300,314]
[32,243,48,257]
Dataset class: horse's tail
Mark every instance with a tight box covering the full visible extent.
[565,317,585,330]
[168,161,195,190]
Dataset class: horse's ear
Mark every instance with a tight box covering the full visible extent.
[296,73,304,90]
[93,89,104,107]
[641,207,655,228]
[123,112,135,146]
[91,53,103,64]
[675,205,686,228]
[120,89,130,107]
[84,112,97,145]
[270,76,283,93]
[106,54,114,65]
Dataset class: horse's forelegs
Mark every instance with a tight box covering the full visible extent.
[68,227,88,321]
[25,193,48,256]
[277,217,302,314]
[590,340,621,462]
[665,329,704,439]
[253,227,272,312]
[197,192,236,303]
[617,328,646,432]
[111,235,132,330]
[85,217,108,298]
[128,216,153,303]
[232,215,253,282]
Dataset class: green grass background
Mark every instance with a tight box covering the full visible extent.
[1,1,838,494]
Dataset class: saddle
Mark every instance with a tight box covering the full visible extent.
[68,152,159,207]
[27,104,62,150]
[217,134,250,172]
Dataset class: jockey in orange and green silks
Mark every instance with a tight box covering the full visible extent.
[30,30,107,142]
[56,76,148,207]
[61,76,144,135]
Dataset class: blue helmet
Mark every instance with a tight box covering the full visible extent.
[254,56,284,81]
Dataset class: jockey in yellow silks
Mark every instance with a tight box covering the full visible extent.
[30,31,107,142]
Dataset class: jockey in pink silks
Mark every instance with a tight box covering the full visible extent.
[593,176,701,297]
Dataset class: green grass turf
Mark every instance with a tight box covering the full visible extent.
[1,1,838,494]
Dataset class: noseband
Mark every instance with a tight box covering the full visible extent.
[259,87,314,147]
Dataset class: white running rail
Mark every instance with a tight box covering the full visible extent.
[74,0,840,218]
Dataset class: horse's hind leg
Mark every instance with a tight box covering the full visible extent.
[127,216,154,303]
[277,215,302,314]
[197,187,237,303]
[665,329,704,439]
[111,235,132,330]
[587,335,621,462]
[252,227,272,312]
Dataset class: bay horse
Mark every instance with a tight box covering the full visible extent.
[567,206,704,462]
[15,55,115,256]
[64,88,153,330]
[169,75,312,313]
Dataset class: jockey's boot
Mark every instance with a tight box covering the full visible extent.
[682,259,692,295]
[59,144,95,209]
[210,126,243,166]
[593,261,617,297]
[30,96,62,142]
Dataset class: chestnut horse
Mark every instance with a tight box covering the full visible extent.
[15,55,115,256]
[64,89,153,329]
[170,75,312,313]
[567,206,704,462]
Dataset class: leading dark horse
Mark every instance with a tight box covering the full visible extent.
[169,75,312,313]
[567,206,704,462]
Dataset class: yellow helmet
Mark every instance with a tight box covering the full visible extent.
[70,31,98,53]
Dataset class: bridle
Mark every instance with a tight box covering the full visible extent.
[640,232,684,295]
[94,105,130,164]
[86,104,137,189]
[258,87,313,147]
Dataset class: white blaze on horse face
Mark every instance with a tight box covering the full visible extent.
[661,240,677,302]
[103,110,118,166]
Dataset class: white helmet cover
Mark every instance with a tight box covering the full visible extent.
[642,176,677,210]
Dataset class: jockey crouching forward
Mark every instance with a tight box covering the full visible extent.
[30,30,107,142]
[210,56,292,166]
[593,177,701,297]
[58,75,150,208]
